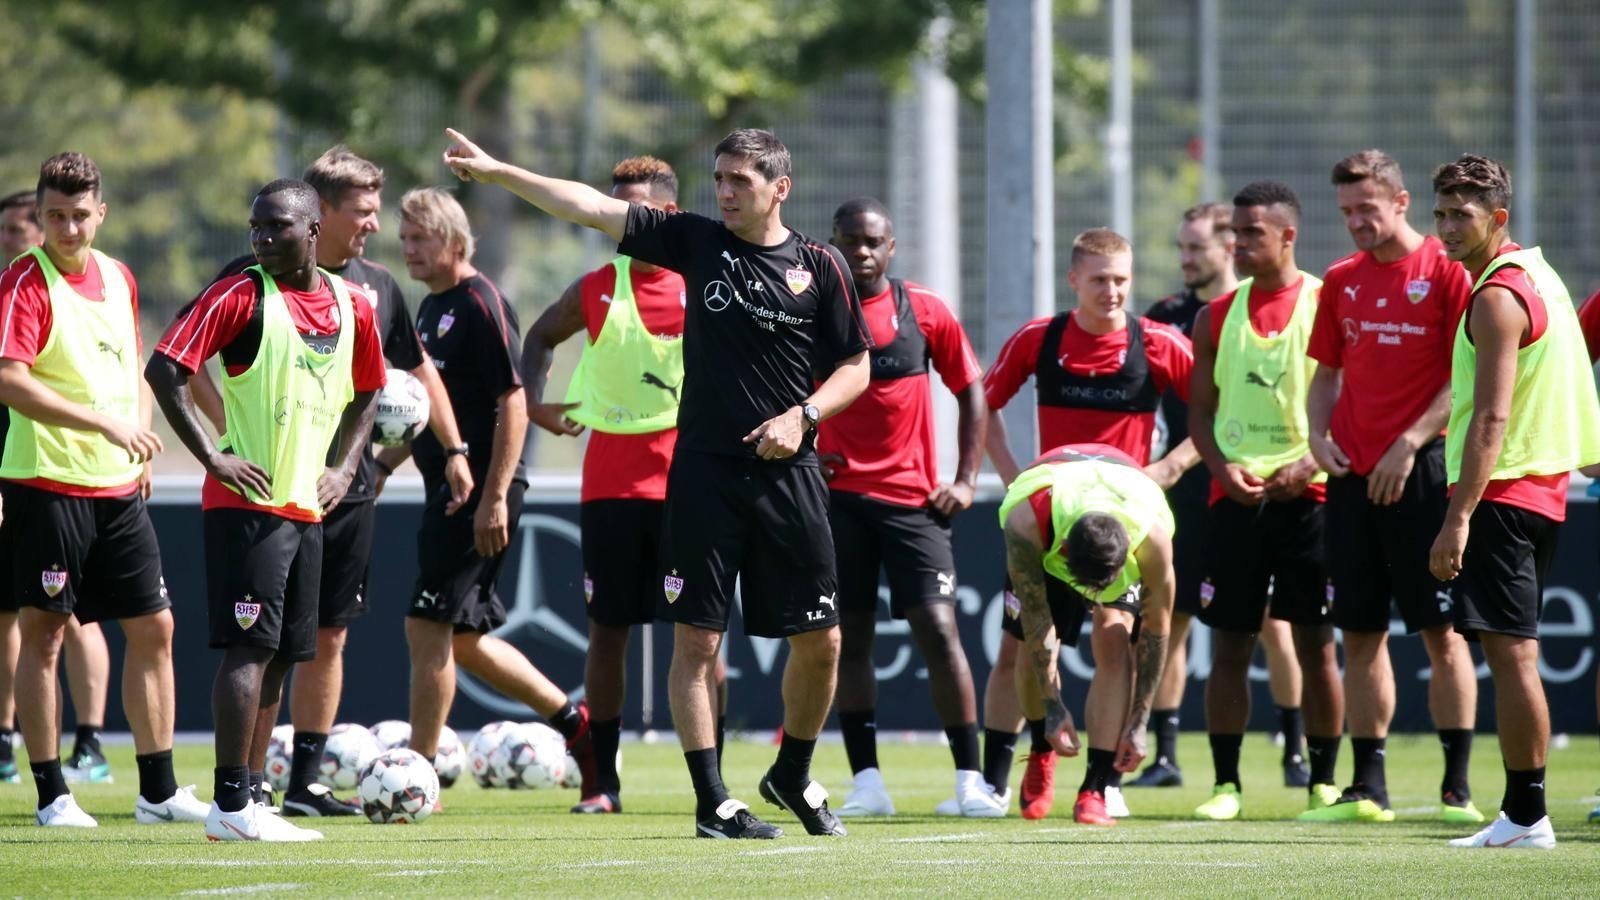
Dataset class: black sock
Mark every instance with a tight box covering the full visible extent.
[135,750,179,805]
[1307,735,1340,786]
[839,709,879,774]
[550,703,583,742]
[0,728,13,763]
[1080,748,1115,794]
[1351,737,1389,805]
[769,732,817,791]
[1503,766,1547,827]
[716,716,726,769]
[1107,768,1124,789]
[1438,728,1473,802]
[982,728,1019,794]
[249,772,265,805]
[685,748,729,819]
[73,724,102,758]
[289,731,328,795]
[946,723,981,773]
[1027,718,1051,754]
[214,764,252,813]
[31,759,69,810]
[1277,706,1305,766]
[592,717,622,796]
[1153,708,1180,767]
[1209,734,1243,789]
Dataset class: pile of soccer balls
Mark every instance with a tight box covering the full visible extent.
[263,719,585,825]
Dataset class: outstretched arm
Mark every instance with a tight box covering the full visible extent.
[443,129,629,242]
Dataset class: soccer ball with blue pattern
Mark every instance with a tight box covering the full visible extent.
[357,748,439,824]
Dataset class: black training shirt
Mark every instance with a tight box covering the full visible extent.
[618,204,869,465]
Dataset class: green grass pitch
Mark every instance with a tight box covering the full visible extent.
[4,734,1600,896]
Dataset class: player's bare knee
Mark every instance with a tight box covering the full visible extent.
[672,624,722,664]
[317,626,347,658]
[123,608,175,653]
[788,626,840,666]
[1342,629,1385,663]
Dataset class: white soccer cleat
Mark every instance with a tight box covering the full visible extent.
[1105,786,1131,818]
[836,767,895,817]
[36,794,97,828]
[205,801,324,842]
[1447,812,1555,850]
[950,770,1008,818]
[136,785,211,824]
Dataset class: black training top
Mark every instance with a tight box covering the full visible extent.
[618,204,869,465]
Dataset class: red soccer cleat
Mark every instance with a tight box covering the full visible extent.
[1019,749,1058,820]
[1073,790,1116,827]
[566,700,598,798]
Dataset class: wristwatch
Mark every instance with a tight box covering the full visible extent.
[800,404,821,432]
[445,444,470,460]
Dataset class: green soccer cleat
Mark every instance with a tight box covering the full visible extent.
[0,759,18,784]
[1297,796,1394,823]
[1307,783,1341,810]
[63,747,113,785]
[1194,784,1242,821]
[1442,793,1486,825]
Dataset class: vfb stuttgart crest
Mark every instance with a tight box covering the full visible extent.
[235,595,262,630]
[436,312,456,337]
[1406,279,1431,304]
[785,267,812,295]
[663,570,684,604]
[41,565,68,598]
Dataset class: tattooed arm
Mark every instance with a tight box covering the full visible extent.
[1002,503,1081,757]
[1114,523,1175,772]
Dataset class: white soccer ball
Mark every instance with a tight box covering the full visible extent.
[264,724,295,793]
[467,721,518,788]
[320,723,382,791]
[372,720,412,751]
[560,752,583,789]
[357,748,440,824]
[434,725,465,789]
[372,368,430,447]
[489,724,567,790]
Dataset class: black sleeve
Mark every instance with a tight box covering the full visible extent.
[617,204,710,273]
[174,253,255,322]
[379,277,425,371]
[471,281,524,397]
[815,243,872,364]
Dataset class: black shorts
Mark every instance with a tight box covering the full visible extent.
[1453,500,1558,641]
[1197,496,1331,635]
[1325,441,1453,634]
[0,481,16,614]
[1000,573,1141,647]
[5,483,168,624]
[581,498,664,627]
[658,452,837,639]
[205,508,322,661]
[830,491,957,619]
[408,480,527,634]
[318,499,375,628]
[1166,467,1210,618]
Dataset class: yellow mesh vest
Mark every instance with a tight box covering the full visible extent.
[563,257,683,434]
[0,247,142,487]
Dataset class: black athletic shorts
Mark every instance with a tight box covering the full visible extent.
[1000,572,1141,647]
[1166,466,1210,618]
[318,499,375,628]
[1325,441,1453,634]
[408,480,527,634]
[205,508,322,661]
[6,482,168,624]
[1453,500,1558,641]
[581,498,664,627]
[0,481,15,614]
[830,490,957,619]
[1196,496,1331,635]
[658,451,838,639]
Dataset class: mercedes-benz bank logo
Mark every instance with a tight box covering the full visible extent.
[455,513,592,716]
[704,280,733,312]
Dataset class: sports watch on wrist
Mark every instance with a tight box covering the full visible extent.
[800,404,821,432]
[445,444,470,459]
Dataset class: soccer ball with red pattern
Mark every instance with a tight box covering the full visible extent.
[263,724,295,793]
[489,724,567,790]
[357,748,440,824]
[319,723,381,791]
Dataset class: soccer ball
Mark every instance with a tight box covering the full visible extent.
[560,752,583,789]
[320,723,382,791]
[434,725,465,789]
[489,724,567,790]
[264,724,295,793]
[467,721,518,788]
[372,719,412,751]
[372,368,430,447]
[357,748,440,824]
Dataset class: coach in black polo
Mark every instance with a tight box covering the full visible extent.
[441,128,870,839]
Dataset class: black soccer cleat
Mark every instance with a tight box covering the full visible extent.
[1282,755,1311,788]
[571,792,622,815]
[281,783,362,817]
[695,799,783,839]
[759,769,847,837]
[1129,761,1183,788]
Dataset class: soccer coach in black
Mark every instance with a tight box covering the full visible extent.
[441,128,870,839]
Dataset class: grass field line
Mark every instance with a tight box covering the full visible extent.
[133,859,490,867]
[180,886,304,896]
[376,869,455,877]
[555,859,647,869]
[737,845,826,856]
[885,831,990,842]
